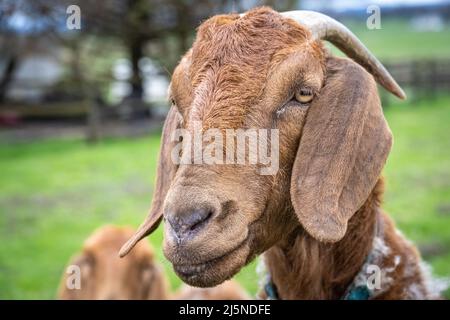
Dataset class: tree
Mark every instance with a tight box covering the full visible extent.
[0,0,299,108]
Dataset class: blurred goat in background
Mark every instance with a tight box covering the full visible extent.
[58,225,250,300]
[58,225,169,300]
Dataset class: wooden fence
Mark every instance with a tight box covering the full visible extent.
[2,59,450,124]
[382,59,450,105]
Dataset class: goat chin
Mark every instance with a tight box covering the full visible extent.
[170,235,252,288]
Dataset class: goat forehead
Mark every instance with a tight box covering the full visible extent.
[184,10,311,128]
[191,8,308,67]
[190,16,306,78]
[187,64,265,128]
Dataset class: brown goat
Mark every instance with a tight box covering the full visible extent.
[173,280,251,300]
[58,225,169,300]
[120,7,445,299]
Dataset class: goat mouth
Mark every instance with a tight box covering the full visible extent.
[172,238,248,285]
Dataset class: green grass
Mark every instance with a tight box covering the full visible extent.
[1,95,450,299]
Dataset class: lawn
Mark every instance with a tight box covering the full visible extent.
[1,94,449,299]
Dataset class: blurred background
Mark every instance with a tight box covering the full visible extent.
[0,0,449,299]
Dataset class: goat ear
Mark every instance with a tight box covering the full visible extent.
[290,57,392,243]
[57,253,95,299]
[142,264,169,300]
[120,106,181,257]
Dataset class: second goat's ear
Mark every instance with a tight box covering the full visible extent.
[120,106,181,257]
[290,57,392,243]
[57,253,95,299]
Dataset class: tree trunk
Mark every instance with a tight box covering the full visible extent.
[128,36,144,100]
[0,56,18,103]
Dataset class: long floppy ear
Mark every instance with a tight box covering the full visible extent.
[120,106,181,257]
[290,57,393,243]
[142,263,170,300]
[57,253,95,299]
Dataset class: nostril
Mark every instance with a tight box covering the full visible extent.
[166,207,213,239]
[187,208,212,231]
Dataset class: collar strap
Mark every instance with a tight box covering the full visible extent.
[264,275,279,300]
[342,285,372,300]
[343,210,384,300]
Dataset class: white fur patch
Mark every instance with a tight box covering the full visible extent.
[417,261,449,299]
[348,235,398,298]
[256,255,268,290]
[396,230,449,299]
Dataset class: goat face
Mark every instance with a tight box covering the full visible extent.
[58,226,168,299]
[121,7,403,287]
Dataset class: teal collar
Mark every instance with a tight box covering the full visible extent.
[340,249,378,300]
[342,284,372,300]
[264,277,279,300]
[263,276,373,300]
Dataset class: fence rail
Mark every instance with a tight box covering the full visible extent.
[382,59,450,104]
[1,59,450,119]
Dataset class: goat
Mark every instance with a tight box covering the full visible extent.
[120,7,445,299]
[58,225,169,300]
[173,280,251,300]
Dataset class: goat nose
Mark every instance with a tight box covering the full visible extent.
[166,207,212,240]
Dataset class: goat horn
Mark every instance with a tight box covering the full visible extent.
[274,10,405,99]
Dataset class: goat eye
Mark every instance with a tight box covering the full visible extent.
[294,88,314,104]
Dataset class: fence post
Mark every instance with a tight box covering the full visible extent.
[429,60,437,100]
[86,98,101,143]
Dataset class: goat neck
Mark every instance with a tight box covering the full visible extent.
[264,179,382,299]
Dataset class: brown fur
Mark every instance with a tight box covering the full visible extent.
[58,225,169,300]
[173,280,251,300]
[263,179,430,299]
[123,7,439,299]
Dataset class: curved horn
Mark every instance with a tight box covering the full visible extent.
[279,10,406,99]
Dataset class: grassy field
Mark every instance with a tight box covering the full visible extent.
[1,95,450,299]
